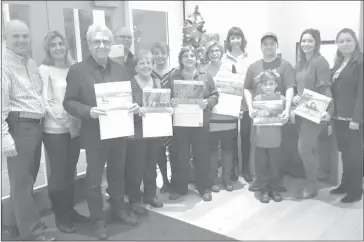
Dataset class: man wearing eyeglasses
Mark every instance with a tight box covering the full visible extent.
[114,26,135,74]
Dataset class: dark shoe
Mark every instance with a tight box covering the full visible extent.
[56,222,76,233]
[330,186,347,195]
[160,183,171,193]
[211,185,220,193]
[248,183,260,192]
[276,185,287,192]
[93,220,108,240]
[225,184,234,192]
[296,189,318,200]
[201,190,212,202]
[243,173,253,183]
[169,193,184,200]
[131,202,149,216]
[34,234,57,241]
[144,197,163,208]
[70,209,89,223]
[270,191,283,202]
[260,192,270,203]
[112,209,139,225]
[341,194,362,203]
[2,225,19,239]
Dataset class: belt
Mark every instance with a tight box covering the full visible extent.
[18,117,44,124]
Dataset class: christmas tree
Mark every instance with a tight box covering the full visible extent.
[182,5,219,72]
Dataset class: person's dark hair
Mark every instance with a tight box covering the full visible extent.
[178,45,197,69]
[297,28,321,71]
[151,41,170,56]
[333,28,363,69]
[259,70,280,85]
[42,31,75,67]
[225,27,247,53]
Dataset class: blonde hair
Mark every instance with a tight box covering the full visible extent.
[42,30,75,67]
[133,50,153,66]
[204,40,224,61]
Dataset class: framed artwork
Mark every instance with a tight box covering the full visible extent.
[296,40,337,68]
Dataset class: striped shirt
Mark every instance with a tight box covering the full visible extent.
[1,48,45,150]
[152,68,176,146]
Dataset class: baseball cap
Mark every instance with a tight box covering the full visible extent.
[261,32,278,44]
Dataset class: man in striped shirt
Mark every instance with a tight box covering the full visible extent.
[1,20,55,241]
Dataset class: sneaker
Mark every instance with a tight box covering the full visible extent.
[201,190,212,202]
[260,192,270,203]
[270,190,283,202]
[341,193,362,203]
[225,184,234,192]
[211,185,220,193]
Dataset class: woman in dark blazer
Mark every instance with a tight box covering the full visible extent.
[330,28,363,203]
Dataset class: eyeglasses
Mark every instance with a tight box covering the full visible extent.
[115,35,133,40]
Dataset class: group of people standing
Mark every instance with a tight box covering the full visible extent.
[2,17,362,241]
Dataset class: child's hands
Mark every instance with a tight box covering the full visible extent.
[170,98,177,107]
[249,108,258,118]
[293,95,301,106]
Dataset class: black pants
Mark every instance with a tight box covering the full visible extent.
[254,146,282,192]
[170,126,210,195]
[85,138,128,222]
[334,120,363,197]
[126,138,163,203]
[210,129,236,185]
[43,133,80,225]
[3,112,44,240]
[239,112,252,175]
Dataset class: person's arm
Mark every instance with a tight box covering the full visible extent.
[243,64,255,111]
[351,61,363,124]
[206,74,219,109]
[63,65,93,119]
[1,67,15,153]
[314,57,334,117]
[282,62,296,112]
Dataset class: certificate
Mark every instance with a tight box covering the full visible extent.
[253,99,285,126]
[212,73,243,117]
[173,80,204,127]
[94,81,134,140]
[293,89,332,124]
[143,112,173,138]
[173,104,204,127]
[142,89,173,137]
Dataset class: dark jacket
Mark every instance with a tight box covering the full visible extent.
[63,56,132,149]
[331,55,363,124]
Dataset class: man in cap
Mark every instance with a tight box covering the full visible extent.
[2,19,56,241]
[243,32,295,192]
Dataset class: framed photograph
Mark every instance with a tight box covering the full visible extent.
[296,40,337,68]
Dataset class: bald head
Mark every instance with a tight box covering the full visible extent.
[114,26,133,51]
[4,20,30,56]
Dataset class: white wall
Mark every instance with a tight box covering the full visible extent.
[185,1,361,65]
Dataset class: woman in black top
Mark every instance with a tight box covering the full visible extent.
[151,42,176,193]
[330,28,363,203]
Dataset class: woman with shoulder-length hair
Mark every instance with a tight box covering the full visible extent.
[330,28,363,203]
[222,26,252,183]
[39,30,88,233]
[150,41,176,193]
[168,45,219,202]
[125,50,172,216]
[292,28,333,199]
[204,40,236,192]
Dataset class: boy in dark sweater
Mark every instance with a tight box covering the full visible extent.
[250,70,286,203]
